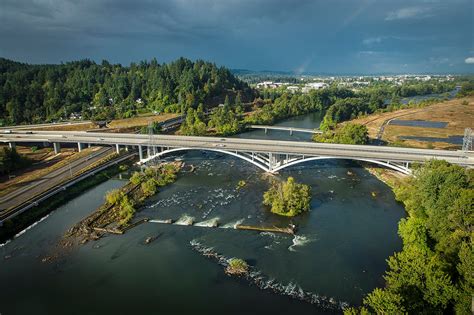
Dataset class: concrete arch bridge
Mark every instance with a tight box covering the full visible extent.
[2,131,473,175]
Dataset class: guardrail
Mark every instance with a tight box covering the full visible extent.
[0,152,137,225]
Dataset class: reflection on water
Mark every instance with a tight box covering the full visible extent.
[0,112,406,314]
[400,135,463,145]
[389,120,448,128]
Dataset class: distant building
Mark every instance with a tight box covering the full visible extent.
[256,81,287,89]
[287,86,300,93]
[302,82,328,93]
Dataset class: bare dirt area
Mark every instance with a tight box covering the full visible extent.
[0,145,101,197]
[34,122,96,131]
[108,113,178,129]
[349,96,474,149]
[35,113,179,132]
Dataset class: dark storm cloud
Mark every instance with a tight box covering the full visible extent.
[0,0,473,73]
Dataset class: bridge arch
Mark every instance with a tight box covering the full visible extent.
[270,156,411,175]
[143,147,412,175]
[144,147,270,172]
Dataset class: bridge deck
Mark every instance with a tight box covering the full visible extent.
[1,131,472,168]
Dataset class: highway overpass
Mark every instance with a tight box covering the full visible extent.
[1,130,473,174]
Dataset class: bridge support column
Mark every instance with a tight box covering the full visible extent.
[138,145,143,161]
[125,145,129,152]
[88,143,91,148]
[53,142,61,154]
[289,129,293,136]
[268,153,274,171]
[264,128,267,134]
[77,142,84,152]
[147,146,151,158]
[115,144,120,154]
[8,142,15,149]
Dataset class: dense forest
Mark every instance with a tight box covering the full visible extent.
[0,57,253,124]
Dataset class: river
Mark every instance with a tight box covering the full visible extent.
[0,112,406,314]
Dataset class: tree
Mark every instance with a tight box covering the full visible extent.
[362,161,473,314]
[0,147,30,175]
[263,177,311,216]
[313,123,369,145]
[180,107,207,136]
[364,288,405,314]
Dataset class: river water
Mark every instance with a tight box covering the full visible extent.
[0,113,405,314]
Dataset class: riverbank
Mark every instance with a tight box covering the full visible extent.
[362,164,407,190]
[65,161,182,243]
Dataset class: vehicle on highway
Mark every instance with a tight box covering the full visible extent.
[2,130,12,134]
[214,143,226,147]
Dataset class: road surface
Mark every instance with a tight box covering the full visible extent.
[0,146,113,211]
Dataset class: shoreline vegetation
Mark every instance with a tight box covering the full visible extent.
[64,161,182,244]
[263,177,311,217]
[347,161,473,314]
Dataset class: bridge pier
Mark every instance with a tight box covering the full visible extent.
[53,142,61,154]
[77,142,84,152]
[8,142,15,149]
[264,128,267,134]
[268,152,274,171]
[138,145,144,161]
[289,129,293,136]
[115,143,120,154]
[147,146,151,158]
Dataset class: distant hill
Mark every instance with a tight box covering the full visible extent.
[0,57,254,124]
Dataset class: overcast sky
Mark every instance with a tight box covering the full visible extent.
[1,0,473,74]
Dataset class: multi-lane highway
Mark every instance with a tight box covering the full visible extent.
[0,146,113,211]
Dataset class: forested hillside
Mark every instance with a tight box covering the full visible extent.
[0,57,254,124]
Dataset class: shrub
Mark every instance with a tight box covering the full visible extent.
[226,258,249,275]
[105,189,123,205]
